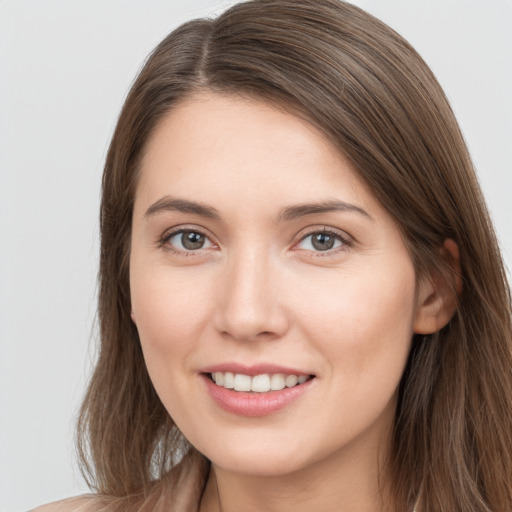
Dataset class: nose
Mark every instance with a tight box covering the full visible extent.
[213,249,290,342]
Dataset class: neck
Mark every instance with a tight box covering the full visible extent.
[200,427,396,512]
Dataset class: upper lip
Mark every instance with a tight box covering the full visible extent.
[200,362,313,377]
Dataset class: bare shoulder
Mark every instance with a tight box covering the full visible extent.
[30,495,101,512]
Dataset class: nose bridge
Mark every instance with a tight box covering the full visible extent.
[215,243,287,341]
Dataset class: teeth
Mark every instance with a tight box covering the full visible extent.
[211,372,310,392]
[234,374,251,391]
[251,374,271,392]
[223,372,234,389]
[270,373,286,390]
[285,375,298,387]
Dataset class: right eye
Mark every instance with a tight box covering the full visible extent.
[162,229,215,252]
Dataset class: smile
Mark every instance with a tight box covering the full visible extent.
[210,372,311,392]
[202,369,316,416]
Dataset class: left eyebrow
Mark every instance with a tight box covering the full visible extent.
[277,200,372,222]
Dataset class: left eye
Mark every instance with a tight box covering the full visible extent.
[166,230,214,251]
[297,231,345,252]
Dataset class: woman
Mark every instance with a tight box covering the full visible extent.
[34,0,512,511]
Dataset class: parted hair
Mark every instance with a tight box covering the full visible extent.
[77,1,512,510]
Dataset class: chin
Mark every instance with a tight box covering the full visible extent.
[196,434,321,477]
[212,453,309,478]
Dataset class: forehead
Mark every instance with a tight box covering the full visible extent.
[142,92,345,164]
[135,91,379,220]
[140,93,357,187]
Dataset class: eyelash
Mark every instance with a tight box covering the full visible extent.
[159,228,216,256]
[294,228,353,256]
[158,227,352,256]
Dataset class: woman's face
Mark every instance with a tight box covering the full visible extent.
[130,92,428,477]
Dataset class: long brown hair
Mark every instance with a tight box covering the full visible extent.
[77,1,512,510]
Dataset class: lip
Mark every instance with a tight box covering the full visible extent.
[201,371,315,417]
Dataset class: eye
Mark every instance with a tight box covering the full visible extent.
[296,229,348,253]
[163,229,215,252]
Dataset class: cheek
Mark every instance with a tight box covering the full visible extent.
[292,262,416,441]
[292,260,417,380]
[130,265,216,360]
[129,266,217,425]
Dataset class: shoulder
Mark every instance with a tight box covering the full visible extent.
[30,495,101,512]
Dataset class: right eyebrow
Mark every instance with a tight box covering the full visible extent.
[144,197,221,220]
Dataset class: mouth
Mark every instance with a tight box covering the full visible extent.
[207,372,315,393]
[201,366,316,416]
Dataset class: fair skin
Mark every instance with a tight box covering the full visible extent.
[128,92,455,512]
[34,91,456,512]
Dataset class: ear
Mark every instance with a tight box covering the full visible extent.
[413,239,462,335]
[130,308,137,324]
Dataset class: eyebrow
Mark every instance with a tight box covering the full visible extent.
[144,196,371,222]
[277,200,372,222]
[144,197,221,220]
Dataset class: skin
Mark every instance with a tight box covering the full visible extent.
[129,92,454,512]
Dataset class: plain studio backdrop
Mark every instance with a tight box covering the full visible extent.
[0,1,511,510]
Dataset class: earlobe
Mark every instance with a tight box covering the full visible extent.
[413,239,462,335]
[130,308,137,324]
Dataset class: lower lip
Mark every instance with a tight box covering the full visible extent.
[202,374,315,417]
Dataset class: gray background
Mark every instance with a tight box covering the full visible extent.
[1,1,511,510]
